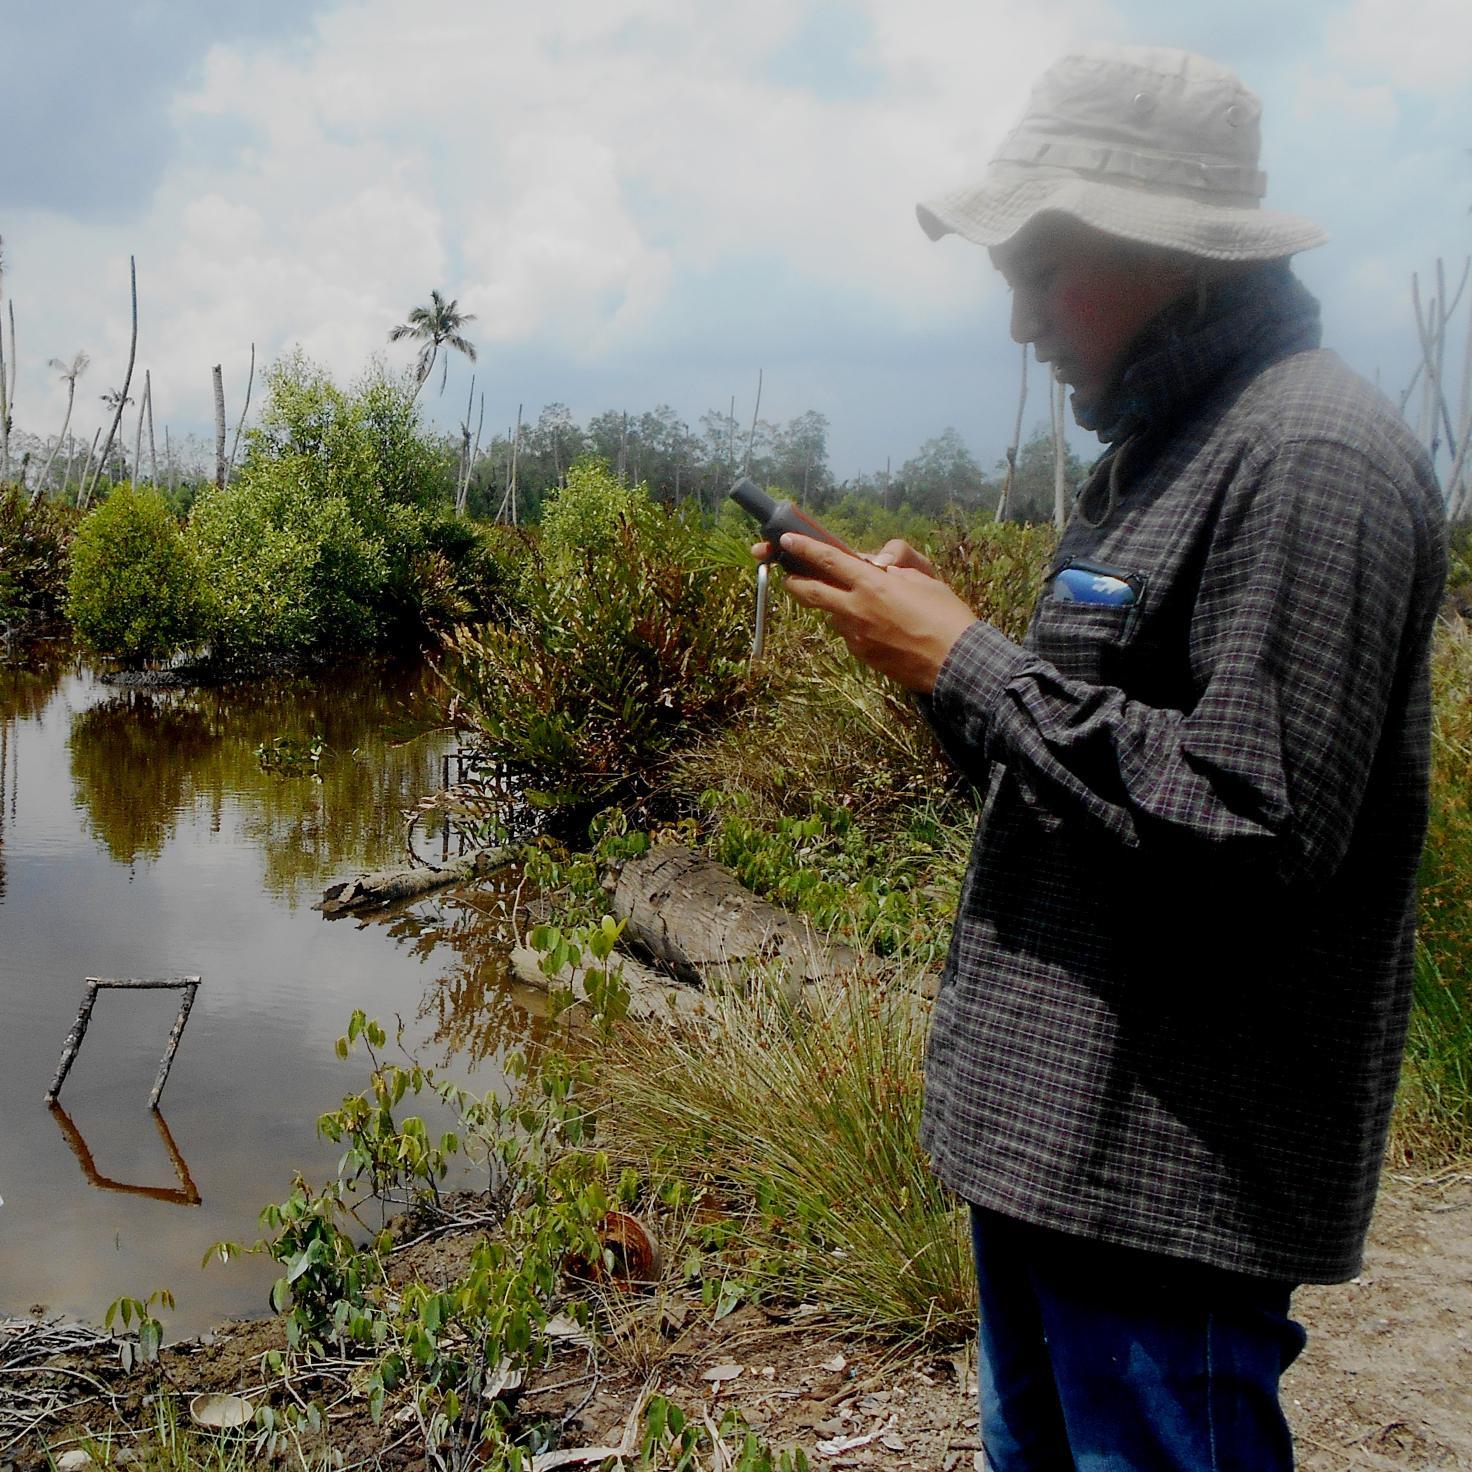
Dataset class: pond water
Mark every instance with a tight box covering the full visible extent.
[0,650,534,1336]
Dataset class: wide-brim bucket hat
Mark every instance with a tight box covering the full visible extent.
[917,45,1326,261]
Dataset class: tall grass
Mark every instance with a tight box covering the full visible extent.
[588,974,975,1344]
[673,519,1053,836]
[1396,614,1472,1163]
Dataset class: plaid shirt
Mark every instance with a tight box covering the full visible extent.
[920,270,1447,1283]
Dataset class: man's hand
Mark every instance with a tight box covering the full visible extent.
[865,538,940,579]
[764,532,977,694]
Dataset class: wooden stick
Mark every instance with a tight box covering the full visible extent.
[149,977,200,1109]
[44,975,202,1109]
[43,979,101,1104]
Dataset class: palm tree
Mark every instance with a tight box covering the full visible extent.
[389,290,478,399]
[33,351,89,505]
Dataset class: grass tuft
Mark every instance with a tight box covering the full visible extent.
[1396,614,1472,1165]
[588,973,975,1345]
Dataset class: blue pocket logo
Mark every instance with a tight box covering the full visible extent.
[1053,565,1139,606]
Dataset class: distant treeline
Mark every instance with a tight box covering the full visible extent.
[7,389,1080,528]
[457,402,1081,526]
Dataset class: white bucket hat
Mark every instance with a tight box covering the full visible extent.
[917,45,1326,261]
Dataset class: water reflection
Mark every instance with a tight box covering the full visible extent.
[0,649,72,902]
[50,1103,202,1206]
[70,695,217,864]
[0,653,544,1333]
[63,661,453,904]
[0,646,70,723]
[371,874,533,1067]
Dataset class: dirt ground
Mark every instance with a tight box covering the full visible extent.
[1287,1171,1472,1470]
[6,1172,1470,1470]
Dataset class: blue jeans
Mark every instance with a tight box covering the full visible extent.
[970,1207,1307,1471]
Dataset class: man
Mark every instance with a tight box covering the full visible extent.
[766,45,1446,1471]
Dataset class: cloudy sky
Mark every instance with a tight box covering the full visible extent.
[3,0,1470,480]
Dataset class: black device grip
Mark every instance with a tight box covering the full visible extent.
[728,477,856,573]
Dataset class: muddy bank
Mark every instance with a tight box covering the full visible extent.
[6,1174,1468,1469]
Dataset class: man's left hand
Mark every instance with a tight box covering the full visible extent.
[775,532,978,694]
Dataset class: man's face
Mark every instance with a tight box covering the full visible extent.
[989,218,1194,415]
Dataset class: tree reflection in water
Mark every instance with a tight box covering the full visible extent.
[58,657,552,1071]
[69,693,218,865]
[0,647,72,901]
[65,660,452,899]
[364,870,537,1067]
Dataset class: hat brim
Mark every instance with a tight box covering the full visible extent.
[917,165,1326,261]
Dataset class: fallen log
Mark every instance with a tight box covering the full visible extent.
[605,843,881,994]
[317,845,523,917]
[507,945,707,1027]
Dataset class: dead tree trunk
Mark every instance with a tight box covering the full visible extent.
[507,944,707,1026]
[509,401,522,523]
[146,370,158,487]
[317,845,524,917]
[212,364,226,491]
[996,341,1029,522]
[224,344,255,489]
[132,373,147,487]
[85,256,138,507]
[76,428,101,510]
[0,300,13,484]
[1051,376,1068,528]
[606,843,876,996]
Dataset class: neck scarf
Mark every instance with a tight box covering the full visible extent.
[1078,263,1323,446]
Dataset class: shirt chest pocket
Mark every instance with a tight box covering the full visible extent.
[1026,598,1138,687]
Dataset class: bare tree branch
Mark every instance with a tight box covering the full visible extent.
[83,256,139,508]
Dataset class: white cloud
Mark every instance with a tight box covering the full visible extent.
[1289,70,1398,130]
[8,0,1117,447]
[1330,0,1472,92]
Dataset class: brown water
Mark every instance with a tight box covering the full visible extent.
[0,650,531,1335]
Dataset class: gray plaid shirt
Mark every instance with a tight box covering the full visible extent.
[920,269,1446,1283]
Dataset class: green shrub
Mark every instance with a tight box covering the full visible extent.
[0,485,75,626]
[65,484,207,666]
[189,462,389,660]
[443,465,753,809]
[538,457,646,568]
[248,351,451,518]
[187,355,467,662]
